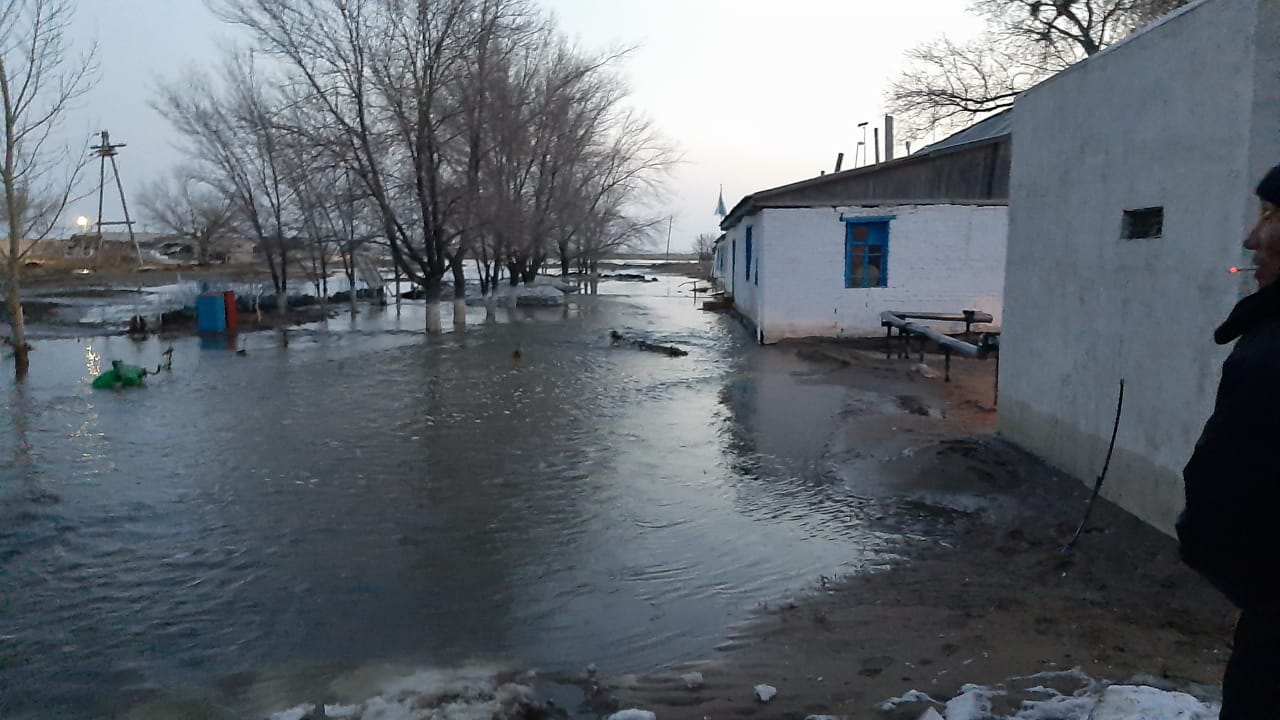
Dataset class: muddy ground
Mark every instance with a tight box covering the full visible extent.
[597,339,1235,719]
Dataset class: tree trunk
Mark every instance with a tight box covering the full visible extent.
[484,291,496,322]
[451,261,467,328]
[394,263,402,311]
[320,250,329,300]
[6,279,29,378]
[424,279,443,334]
[343,247,358,316]
[277,249,289,317]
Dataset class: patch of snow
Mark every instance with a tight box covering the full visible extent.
[1012,693,1097,719]
[267,664,545,720]
[881,689,941,711]
[945,684,996,720]
[1089,685,1218,720]
[681,671,703,689]
[755,684,777,702]
[880,673,1219,720]
[913,363,940,380]
[1020,686,1061,697]
[608,710,657,720]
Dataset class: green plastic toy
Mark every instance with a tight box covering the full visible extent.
[92,360,148,389]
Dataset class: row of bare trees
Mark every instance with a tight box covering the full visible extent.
[150,0,673,331]
[886,0,1190,140]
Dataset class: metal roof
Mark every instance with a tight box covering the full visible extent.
[719,112,1012,230]
[913,109,1013,155]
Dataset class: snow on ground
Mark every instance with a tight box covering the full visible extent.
[879,670,1220,720]
[268,664,546,720]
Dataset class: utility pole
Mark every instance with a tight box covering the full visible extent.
[89,130,142,267]
[665,216,673,261]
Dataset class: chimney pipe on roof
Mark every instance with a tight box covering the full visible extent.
[834,152,844,173]
[884,115,895,162]
[874,128,881,164]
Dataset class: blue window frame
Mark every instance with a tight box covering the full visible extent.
[844,217,892,288]
[744,226,753,280]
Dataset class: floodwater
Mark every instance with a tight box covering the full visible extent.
[0,275,900,719]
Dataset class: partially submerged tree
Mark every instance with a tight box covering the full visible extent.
[1,0,97,378]
[887,0,1191,139]
[155,52,304,317]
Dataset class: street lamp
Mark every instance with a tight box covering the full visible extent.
[75,216,89,235]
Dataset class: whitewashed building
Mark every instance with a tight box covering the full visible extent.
[999,0,1280,534]
[716,116,1010,343]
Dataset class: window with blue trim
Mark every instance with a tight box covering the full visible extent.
[844,218,890,288]
[744,226,753,280]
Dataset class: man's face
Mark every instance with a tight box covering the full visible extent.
[1244,200,1280,288]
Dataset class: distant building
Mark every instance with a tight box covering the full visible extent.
[998,0,1279,533]
[715,114,1010,342]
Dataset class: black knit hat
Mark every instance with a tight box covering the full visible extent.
[1258,164,1280,205]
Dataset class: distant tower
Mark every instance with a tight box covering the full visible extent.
[715,185,727,219]
[89,130,142,266]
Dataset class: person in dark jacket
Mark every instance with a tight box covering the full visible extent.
[1178,164,1280,719]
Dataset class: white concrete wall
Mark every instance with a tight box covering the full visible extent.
[752,204,1007,341]
[999,0,1280,534]
[723,214,766,339]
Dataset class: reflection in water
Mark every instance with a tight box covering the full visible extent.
[85,344,102,378]
[0,278,895,719]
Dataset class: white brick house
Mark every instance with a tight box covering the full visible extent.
[718,114,1011,342]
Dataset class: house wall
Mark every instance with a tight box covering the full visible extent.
[999,0,1280,534]
[754,204,1007,341]
[723,214,766,337]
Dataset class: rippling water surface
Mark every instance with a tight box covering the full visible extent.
[0,277,894,718]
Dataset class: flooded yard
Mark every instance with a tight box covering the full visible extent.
[0,276,903,719]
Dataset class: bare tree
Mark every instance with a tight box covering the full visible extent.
[887,0,1190,139]
[1,0,97,377]
[138,171,234,264]
[155,52,302,318]
[693,232,716,262]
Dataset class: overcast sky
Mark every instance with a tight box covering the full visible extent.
[62,0,985,250]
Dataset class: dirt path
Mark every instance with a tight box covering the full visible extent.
[596,340,1234,719]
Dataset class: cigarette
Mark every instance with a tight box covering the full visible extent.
[1229,266,1258,274]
